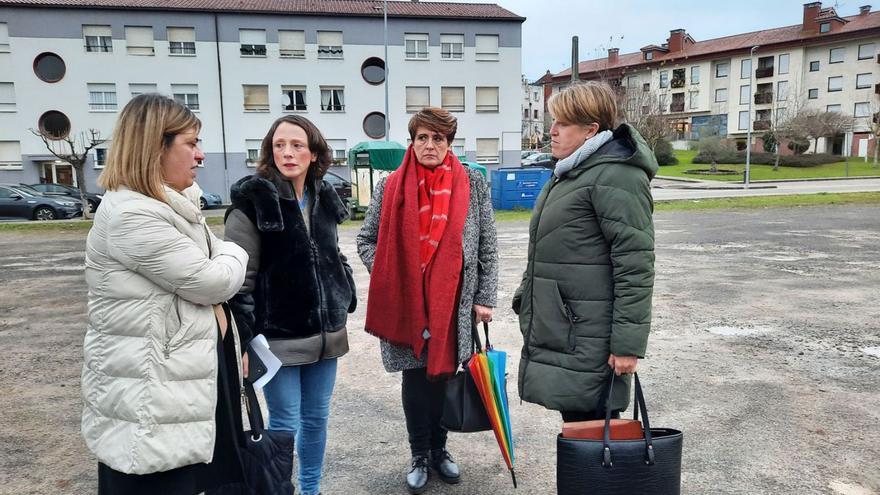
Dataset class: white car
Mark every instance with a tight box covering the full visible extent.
[522,152,553,166]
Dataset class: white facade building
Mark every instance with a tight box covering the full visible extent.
[0,1,524,198]
[520,75,543,149]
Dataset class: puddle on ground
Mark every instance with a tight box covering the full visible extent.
[706,326,775,337]
[862,347,880,358]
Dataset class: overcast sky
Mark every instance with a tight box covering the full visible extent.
[447,0,865,80]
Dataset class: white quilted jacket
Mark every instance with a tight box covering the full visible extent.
[81,184,247,475]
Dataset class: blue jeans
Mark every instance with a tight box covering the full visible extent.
[263,358,338,495]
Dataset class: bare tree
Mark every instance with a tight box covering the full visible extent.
[784,109,854,154]
[621,86,672,151]
[30,128,106,219]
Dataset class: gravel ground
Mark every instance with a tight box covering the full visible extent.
[1,205,878,495]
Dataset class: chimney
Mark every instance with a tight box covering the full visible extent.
[608,48,619,65]
[803,2,822,31]
[860,5,872,15]
[668,29,687,52]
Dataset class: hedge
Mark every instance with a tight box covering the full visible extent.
[693,151,841,167]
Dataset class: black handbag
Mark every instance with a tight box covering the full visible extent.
[440,321,493,433]
[557,373,683,495]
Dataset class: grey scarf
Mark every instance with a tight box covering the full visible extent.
[553,130,614,178]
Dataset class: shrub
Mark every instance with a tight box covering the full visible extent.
[653,139,678,166]
[787,139,810,155]
[693,151,840,167]
[762,131,778,153]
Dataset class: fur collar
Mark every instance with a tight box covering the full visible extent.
[230,174,348,232]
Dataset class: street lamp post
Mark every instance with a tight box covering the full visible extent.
[744,45,759,189]
[383,0,389,141]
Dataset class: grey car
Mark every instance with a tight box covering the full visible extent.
[0,184,83,220]
[27,183,103,213]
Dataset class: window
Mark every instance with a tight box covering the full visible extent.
[777,80,788,101]
[171,84,199,110]
[776,108,786,124]
[534,109,539,119]
[826,104,841,113]
[320,87,344,112]
[475,34,499,61]
[659,71,668,89]
[240,29,266,56]
[475,138,499,163]
[326,139,347,165]
[363,112,386,139]
[0,23,9,53]
[168,27,196,55]
[739,85,750,105]
[361,57,386,84]
[691,66,700,85]
[406,86,430,112]
[125,26,154,55]
[405,33,429,60]
[740,58,751,79]
[476,86,499,112]
[129,83,157,97]
[859,43,874,60]
[808,88,819,99]
[715,62,729,78]
[441,86,465,112]
[714,88,728,103]
[0,141,22,170]
[451,138,465,157]
[643,51,654,61]
[778,53,789,74]
[38,110,71,139]
[94,148,107,168]
[317,31,343,59]
[245,139,261,167]
[829,47,845,64]
[820,22,831,33]
[88,83,117,111]
[282,85,307,111]
[0,83,14,112]
[738,110,749,130]
[440,34,463,60]
[83,25,112,52]
[855,102,871,118]
[642,82,650,92]
[533,91,540,102]
[279,30,305,58]
[809,61,820,71]
[242,84,269,111]
[627,76,638,89]
[828,76,843,92]
[689,91,699,109]
[856,73,872,89]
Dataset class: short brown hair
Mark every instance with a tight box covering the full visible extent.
[547,81,618,132]
[408,107,457,143]
[98,93,201,202]
[256,115,331,183]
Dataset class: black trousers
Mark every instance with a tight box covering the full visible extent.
[401,367,448,457]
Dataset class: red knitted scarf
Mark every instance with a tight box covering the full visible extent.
[364,148,470,379]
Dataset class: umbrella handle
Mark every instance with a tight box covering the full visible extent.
[482,321,491,350]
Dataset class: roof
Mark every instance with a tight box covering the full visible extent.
[0,0,525,20]
[553,8,880,80]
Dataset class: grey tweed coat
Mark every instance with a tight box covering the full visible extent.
[356,167,499,372]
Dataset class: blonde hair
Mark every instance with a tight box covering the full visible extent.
[99,93,201,202]
[547,81,618,132]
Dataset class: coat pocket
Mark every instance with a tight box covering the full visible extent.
[162,296,185,358]
[530,277,575,353]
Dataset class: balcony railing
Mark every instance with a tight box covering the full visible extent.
[754,92,773,104]
[670,78,686,89]
[755,67,774,79]
[753,120,771,130]
[670,102,685,112]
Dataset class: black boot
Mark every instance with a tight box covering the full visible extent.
[406,455,430,494]
[430,448,461,484]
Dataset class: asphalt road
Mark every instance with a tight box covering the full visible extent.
[1,206,878,494]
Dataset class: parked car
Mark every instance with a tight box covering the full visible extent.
[522,158,555,170]
[522,152,553,166]
[522,150,539,160]
[323,170,352,203]
[0,184,83,220]
[27,183,102,213]
[199,192,223,210]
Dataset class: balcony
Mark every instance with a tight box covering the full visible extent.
[670,102,685,112]
[755,67,774,79]
[754,92,773,104]
[670,78,686,89]
[753,120,771,130]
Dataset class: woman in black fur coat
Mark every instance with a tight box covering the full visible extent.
[224,115,356,495]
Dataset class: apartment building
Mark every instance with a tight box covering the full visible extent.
[540,2,880,156]
[0,0,524,198]
[521,74,544,149]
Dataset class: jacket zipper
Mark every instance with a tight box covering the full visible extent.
[563,303,578,351]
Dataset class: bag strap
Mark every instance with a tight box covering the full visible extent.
[601,372,655,468]
[470,319,491,354]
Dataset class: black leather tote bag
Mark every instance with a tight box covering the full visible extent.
[557,373,682,495]
[440,321,493,433]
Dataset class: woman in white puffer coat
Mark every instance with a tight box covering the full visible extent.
[81,94,249,494]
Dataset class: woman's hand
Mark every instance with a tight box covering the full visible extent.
[473,304,493,323]
[608,354,638,376]
[242,352,249,379]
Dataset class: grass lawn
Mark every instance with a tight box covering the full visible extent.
[658,149,880,182]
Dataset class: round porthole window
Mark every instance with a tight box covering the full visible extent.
[38,110,71,140]
[363,112,387,139]
[360,57,386,85]
[33,52,67,83]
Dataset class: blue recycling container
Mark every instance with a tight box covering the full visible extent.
[490,167,552,210]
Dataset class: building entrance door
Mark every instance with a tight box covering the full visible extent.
[40,162,76,186]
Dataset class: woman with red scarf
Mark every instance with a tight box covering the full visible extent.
[357,108,498,494]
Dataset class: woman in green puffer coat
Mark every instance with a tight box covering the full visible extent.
[513,81,658,422]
